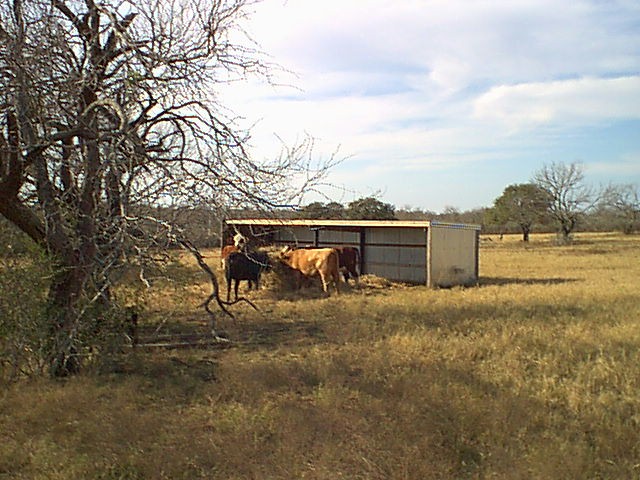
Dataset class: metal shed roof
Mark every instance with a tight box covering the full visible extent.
[225,218,481,230]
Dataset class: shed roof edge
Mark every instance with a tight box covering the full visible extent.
[224,218,481,230]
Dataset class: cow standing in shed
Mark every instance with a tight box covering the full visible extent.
[279,246,340,295]
[300,245,361,286]
[334,246,360,285]
[224,250,271,301]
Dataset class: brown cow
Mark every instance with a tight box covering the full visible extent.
[334,246,360,285]
[220,233,248,267]
[300,245,360,286]
[220,244,239,268]
[279,246,340,295]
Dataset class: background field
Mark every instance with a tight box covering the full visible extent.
[1,233,639,479]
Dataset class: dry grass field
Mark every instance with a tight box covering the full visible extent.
[1,232,639,479]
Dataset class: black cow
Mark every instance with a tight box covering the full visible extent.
[224,250,271,301]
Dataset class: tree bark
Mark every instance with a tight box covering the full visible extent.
[47,262,87,376]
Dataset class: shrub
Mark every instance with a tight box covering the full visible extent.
[0,243,52,378]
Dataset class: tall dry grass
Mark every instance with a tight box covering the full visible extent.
[1,233,639,479]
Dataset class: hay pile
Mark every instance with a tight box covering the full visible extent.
[260,249,301,293]
[258,248,333,298]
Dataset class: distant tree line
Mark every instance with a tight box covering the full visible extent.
[487,162,639,242]
[296,197,396,220]
[288,162,640,243]
[3,162,634,257]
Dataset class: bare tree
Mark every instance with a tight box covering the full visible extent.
[0,0,338,376]
[601,184,640,234]
[533,161,596,243]
[439,206,462,223]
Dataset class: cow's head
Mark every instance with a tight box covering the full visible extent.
[279,245,293,260]
[233,232,247,250]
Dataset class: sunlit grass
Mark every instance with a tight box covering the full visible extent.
[1,232,639,479]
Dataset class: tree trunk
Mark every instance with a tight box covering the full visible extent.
[46,261,87,377]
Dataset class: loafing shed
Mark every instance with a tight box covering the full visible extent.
[223,219,481,288]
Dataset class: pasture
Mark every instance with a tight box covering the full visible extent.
[1,233,639,479]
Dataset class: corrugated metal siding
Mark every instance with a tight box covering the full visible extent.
[365,227,426,283]
[317,229,360,246]
[429,226,478,287]
[273,227,360,247]
[273,227,314,245]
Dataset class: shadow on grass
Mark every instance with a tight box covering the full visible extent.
[232,319,327,349]
[479,276,580,286]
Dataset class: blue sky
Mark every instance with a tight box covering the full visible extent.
[227,0,640,212]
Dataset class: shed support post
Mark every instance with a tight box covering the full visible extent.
[359,227,366,275]
[474,229,480,285]
[221,220,228,248]
[426,227,433,287]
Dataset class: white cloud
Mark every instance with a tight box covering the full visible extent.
[246,0,640,87]
[588,153,640,177]
[473,76,640,130]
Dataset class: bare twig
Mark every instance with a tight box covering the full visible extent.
[177,238,259,329]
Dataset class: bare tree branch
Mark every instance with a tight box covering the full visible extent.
[0,0,341,375]
[533,161,597,242]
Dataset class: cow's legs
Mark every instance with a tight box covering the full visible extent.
[319,272,329,294]
[341,268,350,284]
[319,272,339,296]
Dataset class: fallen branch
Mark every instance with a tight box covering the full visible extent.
[126,338,231,350]
[178,238,259,329]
